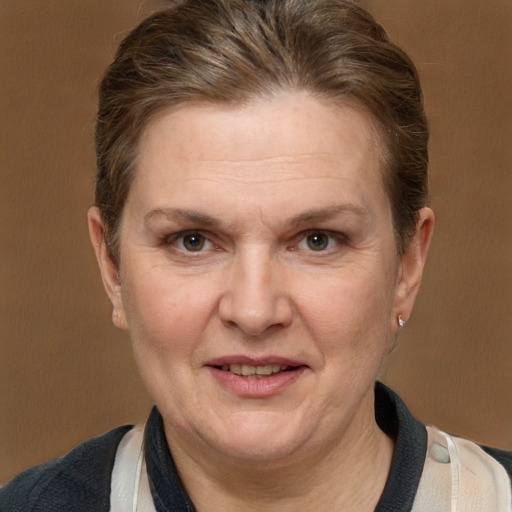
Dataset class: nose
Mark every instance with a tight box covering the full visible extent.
[218,247,293,336]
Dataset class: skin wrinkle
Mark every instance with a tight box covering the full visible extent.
[140,213,382,279]
[137,179,379,244]
[163,152,342,164]
[144,204,369,232]
[148,173,374,182]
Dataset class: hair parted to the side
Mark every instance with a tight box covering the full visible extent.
[95,0,429,265]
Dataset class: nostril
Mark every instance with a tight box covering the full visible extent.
[219,299,284,335]
[218,267,293,335]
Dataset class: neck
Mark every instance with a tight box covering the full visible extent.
[165,392,394,512]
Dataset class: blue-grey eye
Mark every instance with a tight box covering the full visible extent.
[306,232,329,251]
[182,233,206,251]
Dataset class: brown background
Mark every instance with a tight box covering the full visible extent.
[1,0,511,484]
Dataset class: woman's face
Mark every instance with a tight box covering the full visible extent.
[91,92,431,464]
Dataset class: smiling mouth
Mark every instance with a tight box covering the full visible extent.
[215,364,295,378]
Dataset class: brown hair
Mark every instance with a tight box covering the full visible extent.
[95,0,429,263]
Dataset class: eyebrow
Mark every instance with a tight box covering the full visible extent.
[286,204,367,228]
[144,204,367,229]
[144,208,220,227]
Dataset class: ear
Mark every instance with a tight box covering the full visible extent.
[87,206,128,330]
[390,207,434,333]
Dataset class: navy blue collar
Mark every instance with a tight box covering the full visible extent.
[374,382,427,511]
[144,382,427,512]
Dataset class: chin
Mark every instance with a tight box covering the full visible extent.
[203,411,314,463]
[214,436,304,464]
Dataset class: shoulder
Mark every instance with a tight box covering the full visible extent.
[481,444,512,479]
[0,425,132,512]
[374,383,512,511]
[414,426,512,511]
[427,426,512,482]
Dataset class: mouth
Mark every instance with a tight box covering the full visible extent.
[206,358,307,396]
[213,363,296,378]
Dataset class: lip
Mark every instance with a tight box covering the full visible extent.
[204,355,309,397]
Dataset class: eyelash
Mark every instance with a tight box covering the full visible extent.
[162,229,348,255]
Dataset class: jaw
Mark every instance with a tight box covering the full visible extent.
[162,379,386,494]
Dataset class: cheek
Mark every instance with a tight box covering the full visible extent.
[297,271,395,356]
[121,272,217,357]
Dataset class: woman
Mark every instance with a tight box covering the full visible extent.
[1,0,510,510]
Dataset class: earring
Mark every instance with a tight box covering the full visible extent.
[398,315,406,329]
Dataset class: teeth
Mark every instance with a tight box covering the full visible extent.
[241,364,253,376]
[223,364,289,377]
[256,365,273,375]
[229,364,241,374]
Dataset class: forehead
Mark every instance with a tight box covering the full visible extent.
[130,92,389,217]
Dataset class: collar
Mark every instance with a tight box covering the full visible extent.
[374,382,427,511]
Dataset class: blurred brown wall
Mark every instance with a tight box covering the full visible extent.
[1,0,511,484]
